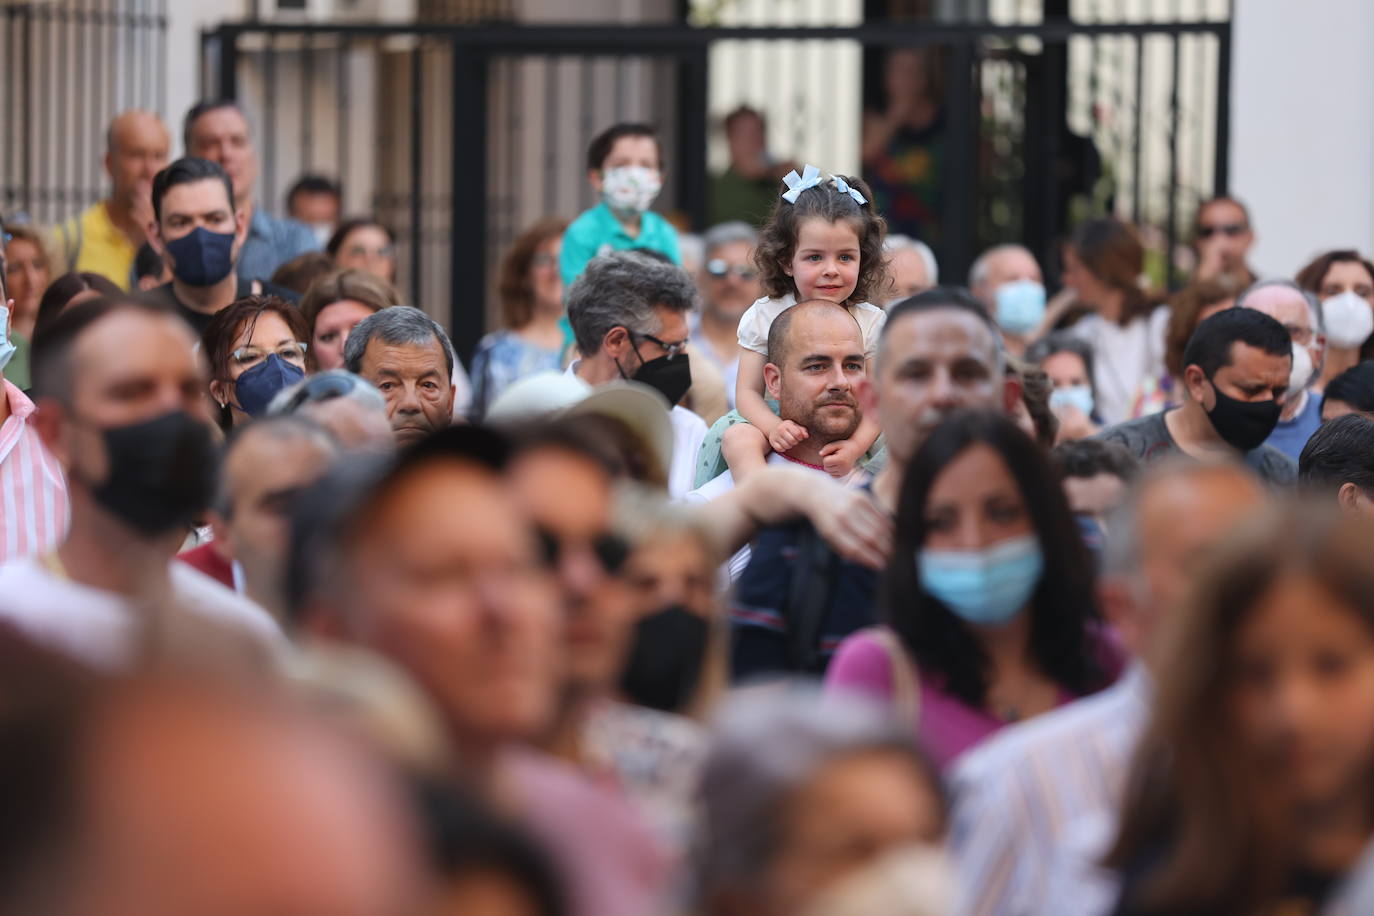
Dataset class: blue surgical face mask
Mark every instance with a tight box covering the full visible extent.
[165,226,236,287]
[0,305,15,373]
[995,280,1047,335]
[1050,383,1095,417]
[918,534,1044,625]
[232,354,305,418]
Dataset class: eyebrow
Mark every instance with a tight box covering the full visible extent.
[376,367,442,380]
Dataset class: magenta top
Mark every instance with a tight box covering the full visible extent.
[823,627,1124,771]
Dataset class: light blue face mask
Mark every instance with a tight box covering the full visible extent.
[995,280,1047,336]
[0,306,16,373]
[1049,384,1095,417]
[918,534,1044,626]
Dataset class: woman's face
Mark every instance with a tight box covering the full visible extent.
[923,442,1033,552]
[313,299,379,371]
[1060,245,1108,310]
[335,226,396,284]
[761,750,944,915]
[1318,261,1374,307]
[216,311,307,420]
[528,235,563,315]
[622,533,714,620]
[1041,350,1090,390]
[1230,572,1374,812]
[4,237,49,328]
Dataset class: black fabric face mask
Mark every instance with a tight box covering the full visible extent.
[618,338,693,408]
[1204,378,1282,452]
[619,603,710,713]
[77,410,219,536]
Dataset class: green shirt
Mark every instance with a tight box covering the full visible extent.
[709,168,779,228]
[559,202,682,290]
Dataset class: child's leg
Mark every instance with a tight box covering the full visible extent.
[722,423,772,481]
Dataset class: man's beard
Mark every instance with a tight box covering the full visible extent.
[792,395,861,444]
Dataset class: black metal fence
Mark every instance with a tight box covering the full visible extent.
[201,17,1230,364]
[2,0,169,225]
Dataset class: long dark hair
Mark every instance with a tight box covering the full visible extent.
[881,410,1104,707]
[1106,503,1374,915]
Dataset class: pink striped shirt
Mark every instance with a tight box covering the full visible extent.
[0,380,68,564]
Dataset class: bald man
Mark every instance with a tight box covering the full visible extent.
[53,110,171,290]
[951,461,1267,916]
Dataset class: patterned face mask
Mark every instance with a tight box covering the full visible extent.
[601,166,662,215]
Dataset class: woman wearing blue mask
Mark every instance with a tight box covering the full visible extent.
[825,410,1123,769]
[1027,331,1102,443]
[203,295,311,431]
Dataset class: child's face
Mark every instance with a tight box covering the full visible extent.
[785,217,862,303]
[589,136,661,193]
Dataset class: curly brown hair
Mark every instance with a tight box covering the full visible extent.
[753,173,888,305]
[497,217,569,330]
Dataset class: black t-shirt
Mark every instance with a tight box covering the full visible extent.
[150,277,301,335]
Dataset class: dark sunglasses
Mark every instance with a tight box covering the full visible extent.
[706,259,757,281]
[279,372,362,413]
[535,526,630,576]
[1197,223,1247,239]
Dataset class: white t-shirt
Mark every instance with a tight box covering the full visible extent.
[1067,305,1170,426]
[0,556,286,671]
[736,294,887,361]
[668,406,708,500]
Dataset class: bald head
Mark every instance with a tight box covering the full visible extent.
[104,110,171,212]
[766,299,864,369]
[19,676,425,916]
[1107,461,1267,663]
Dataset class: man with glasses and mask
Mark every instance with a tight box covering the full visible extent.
[690,222,762,407]
[0,297,283,672]
[0,243,69,564]
[567,250,706,498]
[1191,195,1258,290]
[145,157,299,335]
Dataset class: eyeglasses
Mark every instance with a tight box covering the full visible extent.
[346,245,395,260]
[633,332,689,359]
[231,341,309,371]
[1197,223,1247,240]
[705,259,757,281]
[279,372,361,413]
[535,526,630,576]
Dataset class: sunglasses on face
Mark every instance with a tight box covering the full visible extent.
[1197,223,1247,240]
[535,526,630,576]
[705,259,757,281]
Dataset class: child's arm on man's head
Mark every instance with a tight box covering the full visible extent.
[819,412,881,479]
[735,348,782,437]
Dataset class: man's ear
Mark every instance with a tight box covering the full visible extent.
[103,151,115,182]
[603,326,632,361]
[1182,364,1210,406]
[1001,375,1023,415]
[207,509,235,562]
[1097,577,1145,657]
[1338,482,1368,514]
[147,218,166,256]
[763,361,783,401]
[234,207,250,246]
[30,398,70,464]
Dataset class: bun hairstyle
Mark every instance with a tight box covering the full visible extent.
[754,172,888,305]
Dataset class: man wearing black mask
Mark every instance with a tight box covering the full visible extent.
[566,250,706,498]
[145,157,298,335]
[1097,307,1296,484]
[0,298,284,671]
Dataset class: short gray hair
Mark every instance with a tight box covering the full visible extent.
[1235,277,1324,333]
[214,415,339,518]
[702,220,759,255]
[342,306,455,378]
[968,243,1033,291]
[566,250,699,356]
[696,687,940,898]
[886,233,940,285]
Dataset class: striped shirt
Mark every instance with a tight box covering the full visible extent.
[948,663,1152,916]
[0,380,68,564]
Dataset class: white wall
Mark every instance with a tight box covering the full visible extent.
[165,0,248,157]
[1230,0,1374,277]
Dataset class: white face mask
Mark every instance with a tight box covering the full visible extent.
[601,166,662,215]
[1287,341,1314,400]
[1321,291,1374,349]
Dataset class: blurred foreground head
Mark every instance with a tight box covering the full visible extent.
[0,659,426,916]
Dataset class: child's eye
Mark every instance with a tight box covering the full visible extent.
[840,254,855,261]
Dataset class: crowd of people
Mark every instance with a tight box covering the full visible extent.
[6,103,1374,916]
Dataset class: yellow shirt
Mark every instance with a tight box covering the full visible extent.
[51,201,136,290]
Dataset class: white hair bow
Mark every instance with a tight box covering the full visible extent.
[832,175,867,206]
[781,164,824,203]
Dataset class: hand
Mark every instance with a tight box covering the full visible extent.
[1195,238,1228,279]
[819,438,863,478]
[769,420,810,453]
[806,483,894,571]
